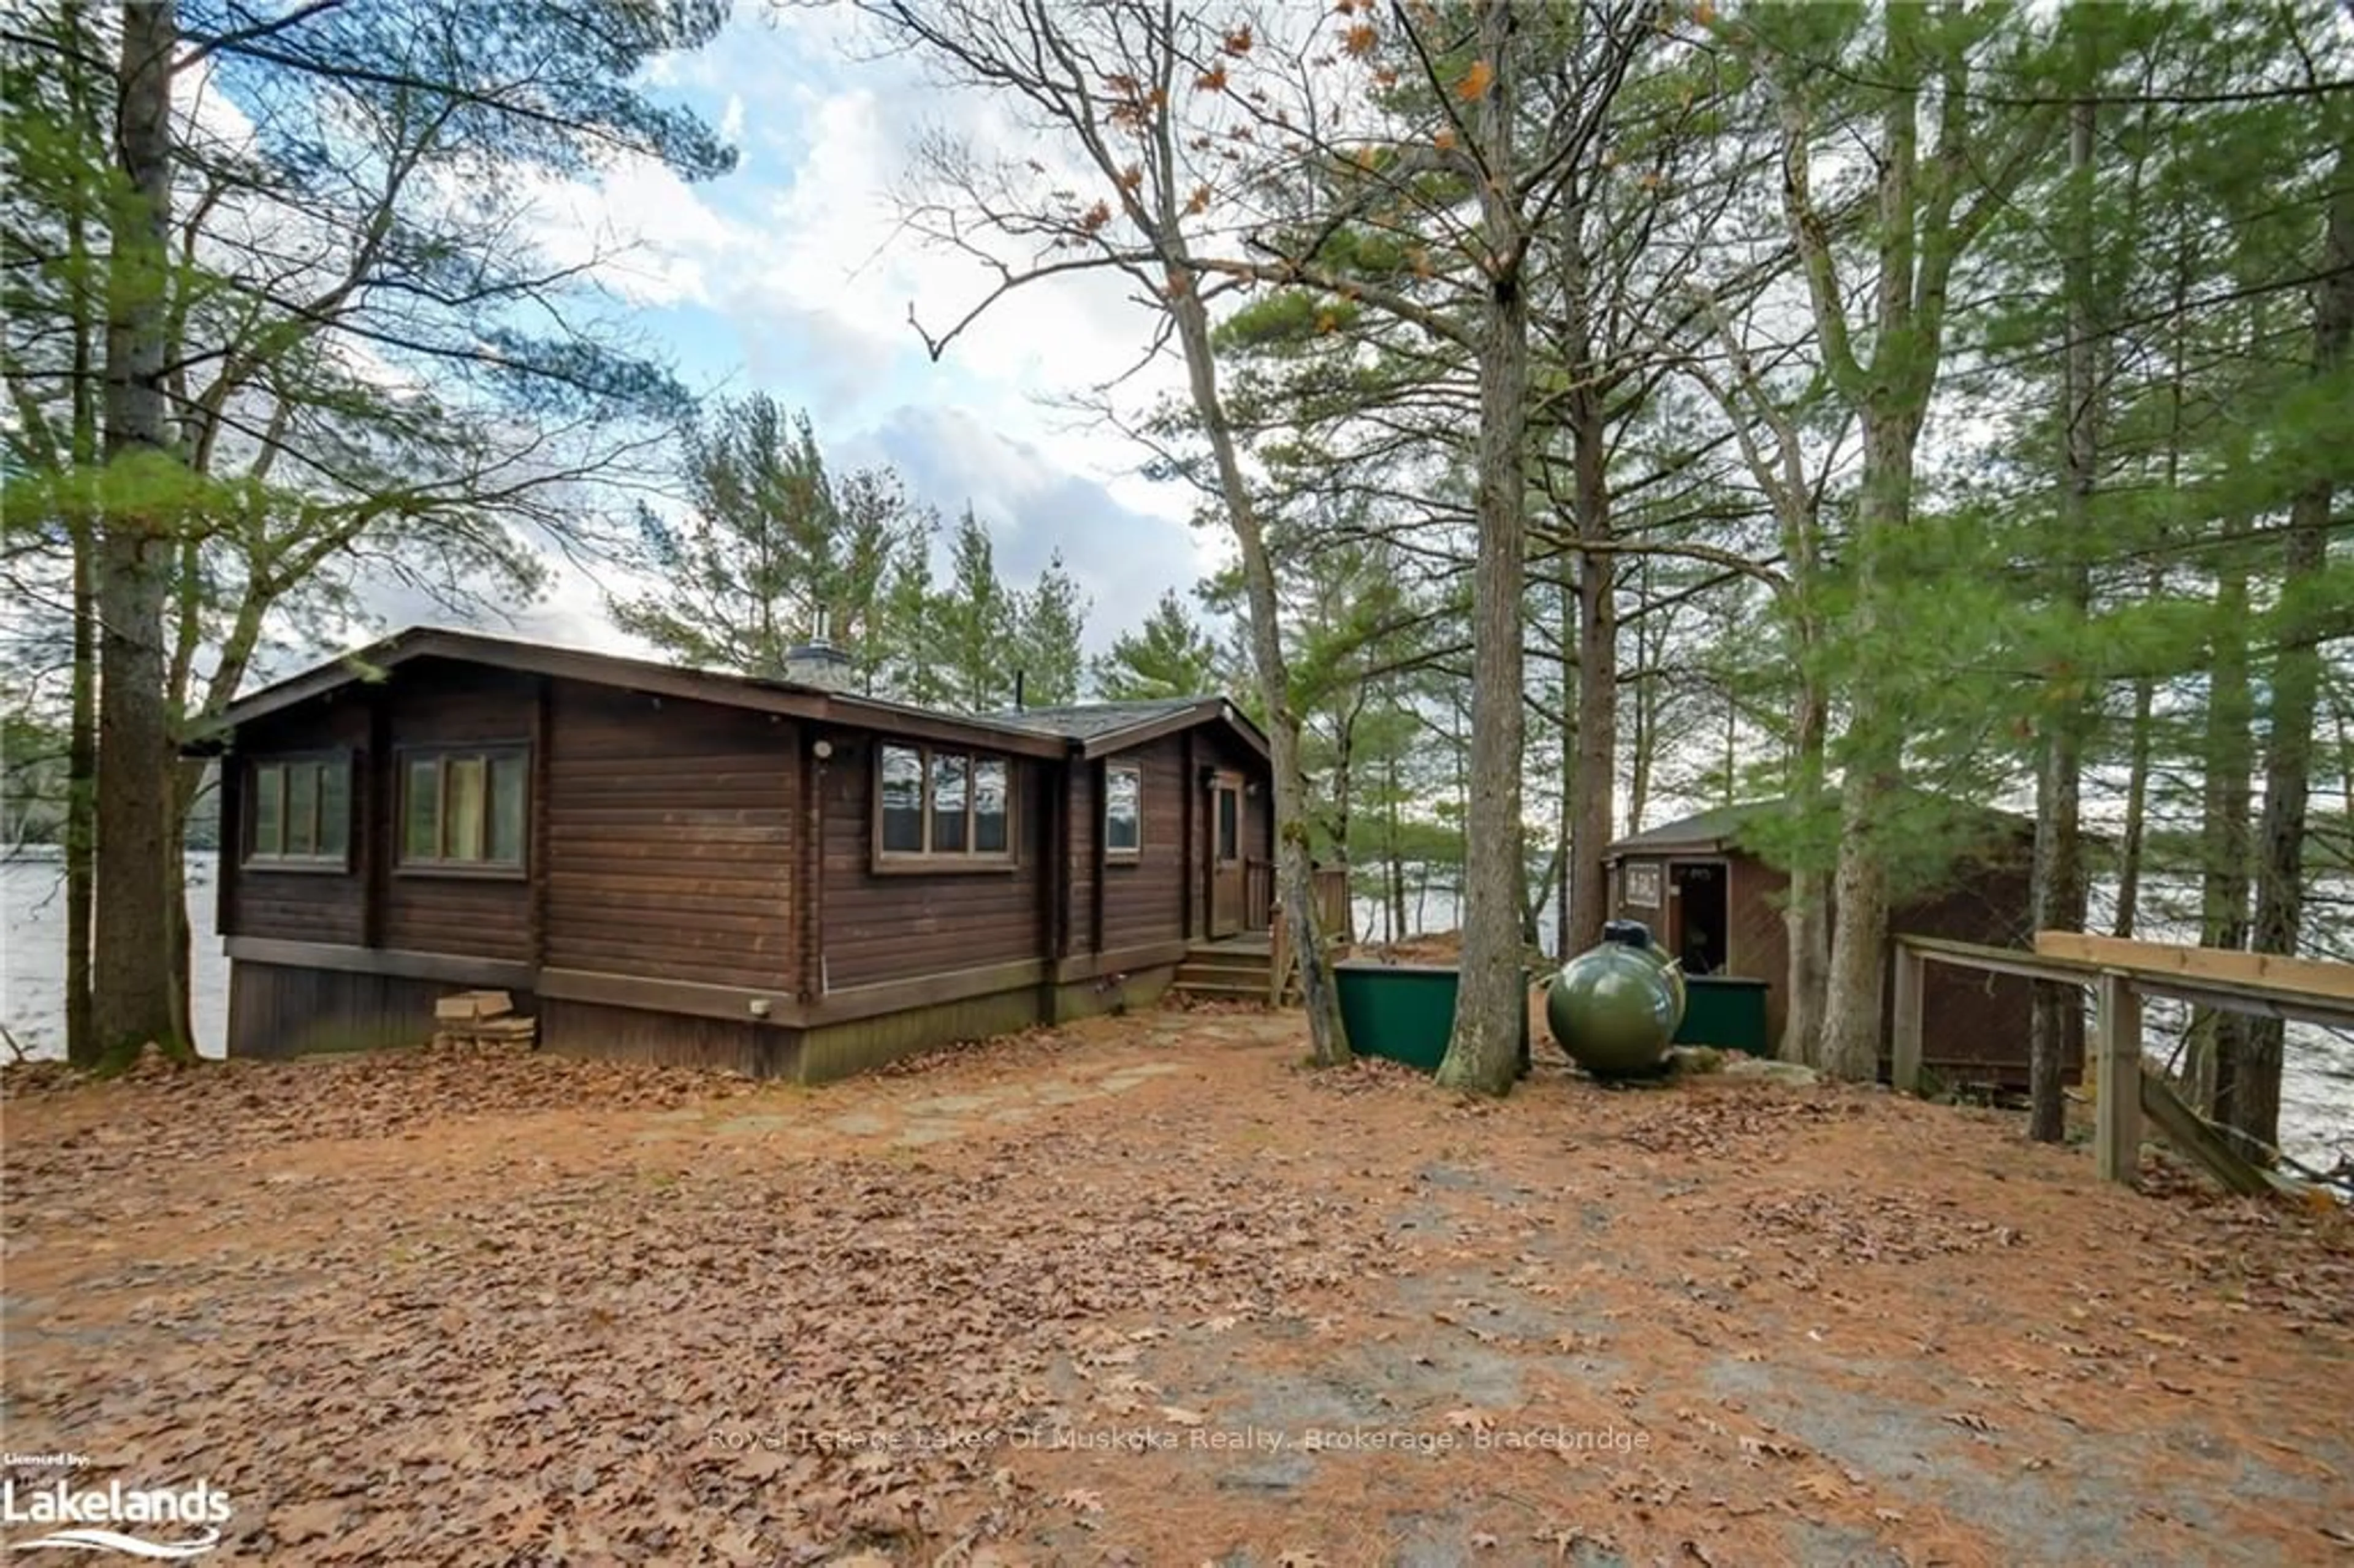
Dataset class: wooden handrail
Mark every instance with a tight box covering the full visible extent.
[2033,931,2354,1024]
[1892,929,2352,1192]
[1311,866,1352,943]
[1893,932,2098,983]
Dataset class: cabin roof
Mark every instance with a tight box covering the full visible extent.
[988,696,1270,761]
[1604,802,1771,859]
[1604,794,2040,862]
[190,626,1268,762]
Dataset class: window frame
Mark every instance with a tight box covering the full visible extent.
[394,742,531,879]
[1102,761,1143,862]
[1213,777,1242,866]
[242,751,356,873]
[871,739,1017,872]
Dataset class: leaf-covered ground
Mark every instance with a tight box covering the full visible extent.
[4,1010,2349,1566]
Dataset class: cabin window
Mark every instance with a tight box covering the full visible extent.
[972,759,1009,853]
[875,741,1015,866]
[400,747,528,872]
[878,745,925,852]
[1103,763,1142,859]
[1216,785,1240,862]
[245,755,351,868]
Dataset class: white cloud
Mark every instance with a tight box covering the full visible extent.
[518,156,742,308]
[498,10,1238,654]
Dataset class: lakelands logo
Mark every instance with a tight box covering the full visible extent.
[1,1477,230,1558]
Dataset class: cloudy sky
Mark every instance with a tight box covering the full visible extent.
[507,4,1219,658]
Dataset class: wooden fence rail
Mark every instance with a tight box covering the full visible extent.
[1267,866,1357,1007]
[1891,931,2354,1191]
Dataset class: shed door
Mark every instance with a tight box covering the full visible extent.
[1206,775,1244,937]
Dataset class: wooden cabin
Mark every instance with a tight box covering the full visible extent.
[1602,801,2063,1087]
[190,627,1276,1081]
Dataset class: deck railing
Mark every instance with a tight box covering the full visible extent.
[1311,866,1352,943]
[1243,859,1274,931]
[1265,864,1356,1005]
[1891,929,2354,1191]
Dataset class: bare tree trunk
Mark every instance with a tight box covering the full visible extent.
[93,0,185,1064]
[2225,157,2352,1152]
[1570,494,1615,951]
[1780,679,1830,1065]
[2111,645,2155,939]
[1564,260,1614,957]
[2190,519,2255,1113]
[1820,759,1895,1084]
[1438,0,1530,1096]
[61,1,101,1069]
[1164,276,1349,1067]
[66,523,97,1067]
[2028,80,2098,1144]
[1384,740,1405,943]
[1556,571,1575,960]
[1818,415,1916,1083]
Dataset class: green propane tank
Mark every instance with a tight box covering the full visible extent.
[1547,919,1688,1079]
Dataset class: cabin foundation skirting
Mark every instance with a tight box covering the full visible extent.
[221,943,1186,1081]
[227,962,528,1061]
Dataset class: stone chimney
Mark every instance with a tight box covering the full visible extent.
[783,609,856,692]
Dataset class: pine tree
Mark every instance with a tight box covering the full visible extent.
[1093,589,1223,701]
[934,507,1012,713]
[1011,552,1088,706]
[610,396,923,679]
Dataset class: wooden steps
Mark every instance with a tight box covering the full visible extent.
[1171,941,1295,1006]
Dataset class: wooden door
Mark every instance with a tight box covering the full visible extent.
[1207,775,1244,937]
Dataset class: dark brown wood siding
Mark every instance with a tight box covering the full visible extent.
[1607,841,2048,1084]
[1065,762,1095,954]
[817,732,1050,990]
[538,995,790,1077]
[1727,856,1794,1043]
[221,696,372,945]
[378,661,536,961]
[1887,853,2047,1085]
[1097,734,1188,952]
[541,682,797,988]
[228,962,485,1059]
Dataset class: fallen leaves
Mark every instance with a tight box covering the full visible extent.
[1739,1187,2027,1267]
[7,1010,2350,1564]
[1791,1471,1848,1505]
[1,1033,1406,1562]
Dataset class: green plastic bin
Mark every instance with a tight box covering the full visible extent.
[1332,961,1530,1076]
[1673,975,1772,1055]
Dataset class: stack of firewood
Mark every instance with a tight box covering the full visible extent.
[432,989,538,1049]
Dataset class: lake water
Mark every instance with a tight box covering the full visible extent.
[3,851,2344,1169]
[1,854,230,1062]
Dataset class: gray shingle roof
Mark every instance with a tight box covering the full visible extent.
[985,697,1212,742]
[1605,802,1770,857]
[1606,793,2039,859]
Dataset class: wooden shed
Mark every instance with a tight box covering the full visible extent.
[1602,801,2063,1087]
[189,627,1276,1083]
